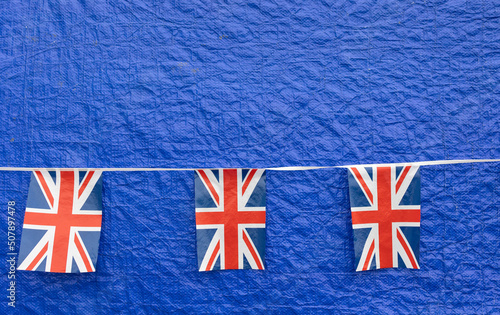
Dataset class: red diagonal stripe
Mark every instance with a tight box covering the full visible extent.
[198,170,219,205]
[35,171,54,207]
[74,232,93,272]
[362,239,376,271]
[78,170,95,198]
[27,242,49,271]
[397,228,419,269]
[242,229,263,269]
[395,166,411,193]
[206,240,220,271]
[242,169,257,195]
[351,168,373,204]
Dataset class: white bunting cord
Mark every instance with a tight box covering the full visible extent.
[0,159,498,172]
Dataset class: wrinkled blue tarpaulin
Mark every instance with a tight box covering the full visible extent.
[0,0,499,313]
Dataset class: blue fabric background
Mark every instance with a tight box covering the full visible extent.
[0,0,499,313]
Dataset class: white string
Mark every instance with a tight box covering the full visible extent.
[0,159,498,172]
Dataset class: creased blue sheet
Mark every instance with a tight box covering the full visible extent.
[0,0,499,313]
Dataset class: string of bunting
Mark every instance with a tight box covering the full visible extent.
[10,159,500,274]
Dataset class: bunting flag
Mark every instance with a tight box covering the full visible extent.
[347,165,421,271]
[195,169,266,271]
[17,169,103,273]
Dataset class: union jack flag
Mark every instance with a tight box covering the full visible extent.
[348,165,421,271]
[17,169,103,273]
[195,169,266,271]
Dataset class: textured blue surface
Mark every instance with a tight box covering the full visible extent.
[0,0,499,313]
